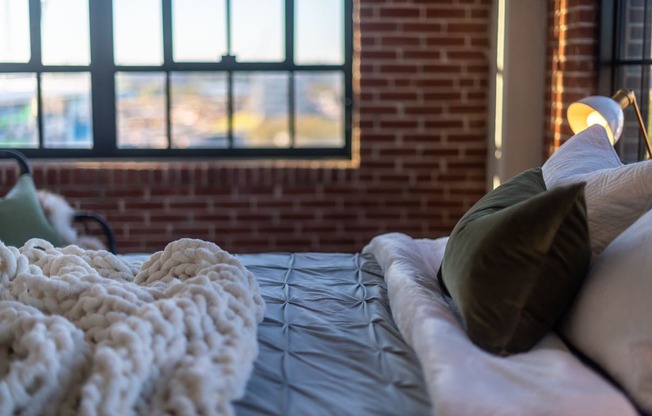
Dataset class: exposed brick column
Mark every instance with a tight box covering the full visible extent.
[544,0,600,158]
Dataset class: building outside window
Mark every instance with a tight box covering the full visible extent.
[0,0,353,159]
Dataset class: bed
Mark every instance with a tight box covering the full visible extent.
[232,234,638,416]
[0,232,640,416]
[1,125,650,415]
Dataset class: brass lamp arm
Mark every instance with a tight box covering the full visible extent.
[613,89,652,159]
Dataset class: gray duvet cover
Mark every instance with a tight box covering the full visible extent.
[234,252,431,416]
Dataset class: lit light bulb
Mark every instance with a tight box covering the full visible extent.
[586,111,608,129]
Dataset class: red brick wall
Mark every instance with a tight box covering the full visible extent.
[0,0,493,254]
[544,0,600,157]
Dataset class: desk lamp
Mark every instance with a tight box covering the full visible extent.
[567,89,652,158]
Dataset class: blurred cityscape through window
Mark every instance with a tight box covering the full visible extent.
[0,0,350,158]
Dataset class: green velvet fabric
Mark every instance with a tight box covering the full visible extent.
[0,174,66,247]
[439,168,591,355]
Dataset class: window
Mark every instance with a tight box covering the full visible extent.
[0,0,353,159]
[601,0,652,162]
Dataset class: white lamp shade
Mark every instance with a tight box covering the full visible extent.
[567,96,624,144]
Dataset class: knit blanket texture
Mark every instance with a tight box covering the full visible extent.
[0,237,265,416]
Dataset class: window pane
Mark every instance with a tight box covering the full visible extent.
[233,72,288,147]
[618,0,649,60]
[116,72,166,149]
[171,72,228,148]
[295,0,343,65]
[42,72,92,148]
[295,72,344,147]
[0,73,37,148]
[41,0,90,65]
[232,0,284,62]
[172,0,227,62]
[113,0,163,65]
[0,0,30,63]
[614,65,644,163]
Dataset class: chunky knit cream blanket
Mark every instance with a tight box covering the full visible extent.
[0,238,265,416]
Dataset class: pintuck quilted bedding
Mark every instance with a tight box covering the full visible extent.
[233,252,431,416]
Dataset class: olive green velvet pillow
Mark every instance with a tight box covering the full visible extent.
[438,168,590,355]
[0,174,66,247]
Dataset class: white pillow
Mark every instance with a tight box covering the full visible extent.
[560,208,652,414]
[542,124,652,257]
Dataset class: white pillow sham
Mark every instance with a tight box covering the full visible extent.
[542,124,652,258]
[561,208,652,414]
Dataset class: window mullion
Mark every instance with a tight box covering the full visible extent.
[639,0,652,159]
[645,0,652,62]
[36,73,44,148]
[288,71,295,148]
[227,71,233,148]
[28,0,43,148]
[162,0,172,149]
[285,0,296,148]
[285,0,294,65]
[89,0,117,156]
[27,0,42,66]
[344,0,354,155]
[226,0,232,56]
[162,0,172,65]
[165,73,172,149]
[286,0,296,147]
[226,0,233,147]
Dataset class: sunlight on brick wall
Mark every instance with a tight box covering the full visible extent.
[545,0,599,158]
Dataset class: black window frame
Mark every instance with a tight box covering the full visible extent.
[0,0,354,160]
[600,0,652,162]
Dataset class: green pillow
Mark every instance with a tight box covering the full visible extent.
[0,174,66,247]
[439,168,590,355]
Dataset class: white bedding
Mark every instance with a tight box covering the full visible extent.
[0,238,264,416]
[364,233,638,416]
